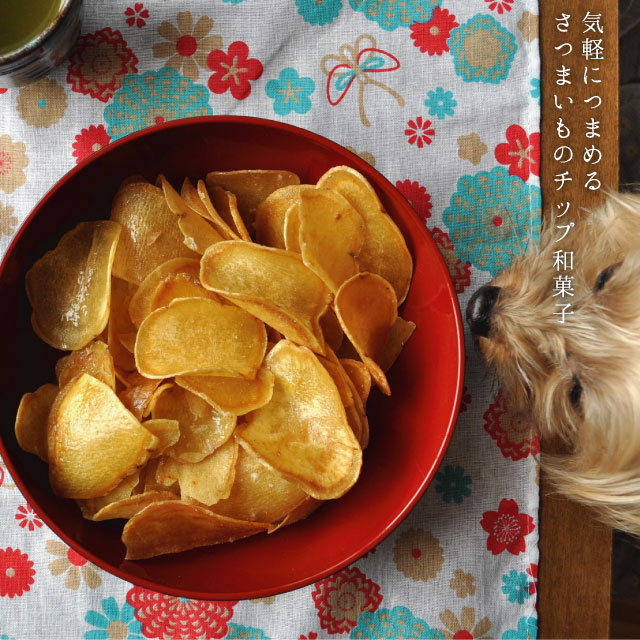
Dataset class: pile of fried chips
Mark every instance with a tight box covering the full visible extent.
[15,166,415,560]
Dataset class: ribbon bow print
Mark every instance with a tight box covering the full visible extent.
[321,34,405,127]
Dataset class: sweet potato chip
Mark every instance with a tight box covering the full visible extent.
[340,359,371,405]
[176,364,274,416]
[157,438,237,506]
[317,166,412,303]
[211,444,308,523]
[14,383,58,462]
[200,241,330,354]
[236,341,361,500]
[334,273,398,396]
[158,175,223,254]
[254,185,312,249]
[208,185,251,242]
[48,374,158,498]
[283,201,301,253]
[379,317,416,372]
[90,490,179,522]
[206,169,301,230]
[122,501,270,560]
[320,308,344,354]
[298,188,365,293]
[140,419,180,456]
[110,182,197,284]
[196,180,239,240]
[269,496,323,533]
[152,385,236,463]
[56,340,115,391]
[26,221,121,351]
[135,297,267,378]
[108,277,138,372]
[128,258,216,328]
[78,470,140,519]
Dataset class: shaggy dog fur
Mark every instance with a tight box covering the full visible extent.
[467,193,640,535]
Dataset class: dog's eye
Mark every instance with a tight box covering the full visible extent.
[594,263,620,292]
[569,375,582,411]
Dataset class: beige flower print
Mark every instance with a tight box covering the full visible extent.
[345,146,376,167]
[450,569,477,598]
[518,11,539,43]
[153,11,222,81]
[0,456,16,489]
[458,133,488,166]
[393,528,444,581]
[16,78,67,128]
[0,135,28,194]
[434,607,492,639]
[251,596,276,605]
[46,540,102,590]
[0,203,18,237]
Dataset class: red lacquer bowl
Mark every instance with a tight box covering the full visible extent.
[0,116,464,600]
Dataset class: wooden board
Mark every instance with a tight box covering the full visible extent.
[538,2,617,638]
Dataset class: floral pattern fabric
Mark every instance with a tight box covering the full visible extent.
[0,2,539,638]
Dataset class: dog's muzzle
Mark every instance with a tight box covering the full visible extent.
[466,285,501,338]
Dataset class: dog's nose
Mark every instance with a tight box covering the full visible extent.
[466,285,501,338]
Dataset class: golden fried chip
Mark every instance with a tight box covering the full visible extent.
[120,175,149,187]
[208,185,252,242]
[211,444,308,523]
[90,490,179,522]
[158,175,223,254]
[158,438,237,506]
[320,308,344,354]
[379,317,416,372]
[206,169,300,231]
[340,359,371,405]
[110,182,197,284]
[119,332,137,353]
[269,496,323,533]
[14,383,58,462]
[140,419,180,456]
[56,340,115,391]
[317,166,413,303]
[283,201,301,253]
[122,501,270,560]
[48,374,158,499]
[152,385,236,463]
[200,241,331,354]
[176,363,274,416]
[128,258,216,328]
[334,273,397,396]
[237,341,361,500]
[78,471,140,519]
[135,297,267,378]
[26,221,121,351]
[196,180,239,240]
[298,188,365,293]
[254,185,312,249]
[108,277,138,372]
[317,356,354,408]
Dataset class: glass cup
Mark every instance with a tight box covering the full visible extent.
[0,0,83,87]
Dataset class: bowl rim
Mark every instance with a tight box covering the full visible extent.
[0,115,465,600]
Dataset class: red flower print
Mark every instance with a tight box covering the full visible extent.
[72,125,111,163]
[405,117,434,148]
[312,567,382,634]
[0,548,35,597]
[483,390,540,460]
[410,8,460,56]
[67,28,138,102]
[527,563,538,596]
[480,499,535,556]
[486,0,514,14]
[459,386,472,412]
[15,504,43,531]
[207,41,263,100]
[495,125,540,182]
[127,586,236,638]
[396,179,432,221]
[431,227,471,294]
[0,89,7,95]
[299,634,318,640]
[125,3,149,28]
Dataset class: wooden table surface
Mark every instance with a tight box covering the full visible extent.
[538,2,618,638]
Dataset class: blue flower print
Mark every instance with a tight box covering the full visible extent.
[84,597,143,640]
[349,0,442,31]
[222,0,246,3]
[104,67,212,140]
[424,88,457,120]
[530,78,541,105]
[501,570,534,604]
[449,15,517,84]
[266,68,315,116]
[443,167,541,276]
[351,606,444,639]
[226,623,269,639]
[435,465,471,503]
[1,635,17,640]
[295,0,343,25]
[502,616,538,640]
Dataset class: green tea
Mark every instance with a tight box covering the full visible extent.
[0,0,62,57]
